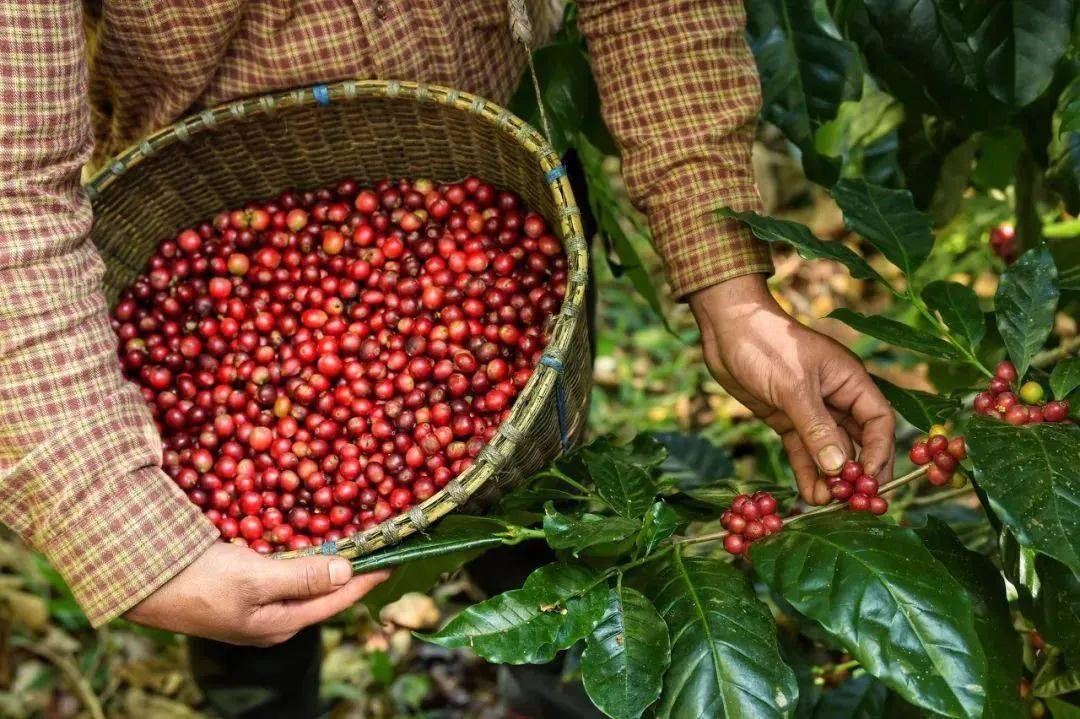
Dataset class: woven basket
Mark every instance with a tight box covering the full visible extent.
[86,79,592,560]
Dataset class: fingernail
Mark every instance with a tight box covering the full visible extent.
[329,559,352,586]
[817,445,845,473]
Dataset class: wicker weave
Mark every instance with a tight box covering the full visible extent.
[86,80,592,560]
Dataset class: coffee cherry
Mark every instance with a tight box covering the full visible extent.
[840,460,862,483]
[849,494,870,512]
[927,435,949,456]
[753,492,777,515]
[995,360,1018,383]
[909,442,931,465]
[1019,381,1044,404]
[933,452,957,472]
[927,466,951,486]
[947,437,966,460]
[973,392,994,414]
[855,475,878,497]
[868,497,888,515]
[830,480,854,501]
[744,521,765,541]
[1045,400,1069,423]
[762,514,783,534]
[724,534,746,555]
[1005,404,1030,425]
[928,424,948,438]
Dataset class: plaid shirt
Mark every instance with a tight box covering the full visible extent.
[0,0,768,626]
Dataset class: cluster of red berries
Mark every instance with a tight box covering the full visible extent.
[989,223,1017,264]
[825,461,888,514]
[973,361,1070,425]
[720,492,783,555]
[111,177,565,553]
[908,430,968,487]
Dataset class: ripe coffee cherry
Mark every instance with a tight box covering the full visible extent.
[909,442,931,466]
[762,514,783,534]
[868,497,888,515]
[855,475,878,497]
[830,480,854,501]
[1005,404,1030,425]
[973,392,994,414]
[995,360,1018,383]
[849,494,870,512]
[947,437,967,460]
[840,461,862,483]
[724,534,746,555]
[1045,400,1069,423]
[927,465,951,486]
[927,435,949,456]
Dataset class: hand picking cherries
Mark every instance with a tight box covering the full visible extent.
[111,177,566,553]
[908,428,967,488]
[825,460,888,515]
[721,492,783,555]
[973,361,1070,425]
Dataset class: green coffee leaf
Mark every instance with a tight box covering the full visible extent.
[872,375,961,432]
[351,516,510,574]
[1060,75,1080,137]
[830,180,933,276]
[750,513,987,718]
[976,0,1074,109]
[720,208,887,285]
[1032,554,1080,663]
[1047,697,1080,718]
[420,561,604,664]
[645,552,798,718]
[543,504,640,555]
[828,308,960,360]
[745,0,862,183]
[652,431,734,490]
[994,248,1059,379]
[581,587,671,719]
[638,502,679,557]
[1033,648,1080,698]
[915,519,1022,719]
[584,451,656,519]
[967,417,1080,575]
[1051,358,1080,400]
[922,280,986,348]
[522,562,609,652]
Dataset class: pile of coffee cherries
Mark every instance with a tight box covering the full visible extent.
[973,361,1070,425]
[721,492,783,555]
[111,177,566,552]
[908,429,968,487]
[825,460,888,514]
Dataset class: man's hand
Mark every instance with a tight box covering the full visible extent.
[690,275,895,505]
[125,542,389,646]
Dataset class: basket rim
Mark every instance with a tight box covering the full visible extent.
[86,78,590,561]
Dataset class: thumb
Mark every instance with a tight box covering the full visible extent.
[785,393,848,476]
[259,555,355,602]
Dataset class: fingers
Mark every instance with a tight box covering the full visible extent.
[824,368,896,479]
[783,386,850,477]
[264,571,390,640]
[783,432,832,505]
[258,555,357,602]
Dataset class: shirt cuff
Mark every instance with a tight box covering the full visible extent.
[646,165,774,300]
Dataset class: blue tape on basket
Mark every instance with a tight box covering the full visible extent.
[320,540,337,555]
[545,165,567,183]
[313,84,330,106]
[539,355,570,451]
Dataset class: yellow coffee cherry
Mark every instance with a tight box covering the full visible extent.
[1019,381,1045,404]
[950,473,968,489]
[928,424,949,438]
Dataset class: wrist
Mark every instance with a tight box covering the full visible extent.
[688,273,781,330]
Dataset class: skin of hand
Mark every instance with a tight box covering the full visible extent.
[689,274,895,505]
[125,542,389,646]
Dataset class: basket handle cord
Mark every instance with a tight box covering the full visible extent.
[507,0,555,146]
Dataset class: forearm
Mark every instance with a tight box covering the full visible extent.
[0,0,216,626]
[577,0,773,298]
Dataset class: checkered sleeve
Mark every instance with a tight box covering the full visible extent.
[0,1,217,627]
[577,0,773,299]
